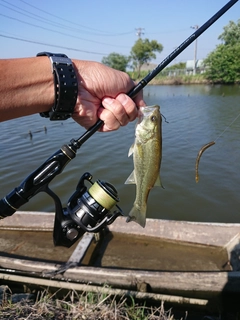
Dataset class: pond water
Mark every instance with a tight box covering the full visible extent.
[1,84,240,223]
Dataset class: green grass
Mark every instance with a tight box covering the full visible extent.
[128,71,208,85]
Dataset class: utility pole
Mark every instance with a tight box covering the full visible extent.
[190,25,199,75]
[135,27,145,38]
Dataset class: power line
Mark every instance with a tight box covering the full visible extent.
[0,1,79,32]
[18,0,133,37]
[0,13,130,48]
[0,33,108,55]
[146,28,190,35]
[19,0,112,34]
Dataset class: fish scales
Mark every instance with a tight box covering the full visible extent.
[125,105,162,228]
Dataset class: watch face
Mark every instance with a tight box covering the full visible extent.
[37,52,68,58]
[50,56,72,66]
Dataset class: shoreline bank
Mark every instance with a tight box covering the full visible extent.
[149,78,209,85]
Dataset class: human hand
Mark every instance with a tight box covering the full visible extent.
[72,60,146,132]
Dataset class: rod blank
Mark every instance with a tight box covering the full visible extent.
[77,0,239,143]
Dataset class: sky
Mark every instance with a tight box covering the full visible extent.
[0,0,239,67]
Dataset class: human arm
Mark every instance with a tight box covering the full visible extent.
[0,57,145,131]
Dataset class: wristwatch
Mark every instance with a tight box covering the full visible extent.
[37,52,78,120]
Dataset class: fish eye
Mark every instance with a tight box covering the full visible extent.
[151,116,157,122]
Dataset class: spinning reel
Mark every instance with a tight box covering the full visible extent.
[0,123,123,248]
[53,172,122,248]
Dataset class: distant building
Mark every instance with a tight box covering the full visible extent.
[186,59,205,74]
[133,61,206,76]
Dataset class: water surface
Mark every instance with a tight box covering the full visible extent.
[1,84,240,223]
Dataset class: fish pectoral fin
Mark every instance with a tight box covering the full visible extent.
[128,144,135,157]
[125,170,136,184]
[154,175,164,188]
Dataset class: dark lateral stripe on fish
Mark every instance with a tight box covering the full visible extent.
[195,141,215,183]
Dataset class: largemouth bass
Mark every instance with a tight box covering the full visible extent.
[125,105,163,227]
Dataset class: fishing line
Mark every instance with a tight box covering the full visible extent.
[163,105,240,183]
[80,0,239,140]
[64,0,239,180]
[195,111,240,183]
[161,113,169,124]
[213,112,240,143]
[171,97,240,150]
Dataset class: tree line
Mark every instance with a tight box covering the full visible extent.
[102,20,240,84]
[204,19,240,83]
[102,39,163,78]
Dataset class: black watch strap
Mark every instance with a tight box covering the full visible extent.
[37,52,78,120]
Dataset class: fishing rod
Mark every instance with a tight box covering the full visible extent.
[0,0,238,248]
[80,0,238,139]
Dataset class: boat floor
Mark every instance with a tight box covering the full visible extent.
[93,231,231,271]
[0,228,232,272]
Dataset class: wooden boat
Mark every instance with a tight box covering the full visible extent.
[0,211,240,311]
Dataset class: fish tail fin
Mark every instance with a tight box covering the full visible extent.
[126,204,147,228]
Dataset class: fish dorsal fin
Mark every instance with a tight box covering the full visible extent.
[125,170,136,184]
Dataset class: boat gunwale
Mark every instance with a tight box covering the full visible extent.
[0,211,240,249]
[0,254,240,299]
